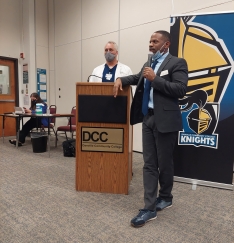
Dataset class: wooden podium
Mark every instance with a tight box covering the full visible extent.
[76,82,133,194]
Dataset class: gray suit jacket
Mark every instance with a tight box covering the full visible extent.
[121,53,188,133]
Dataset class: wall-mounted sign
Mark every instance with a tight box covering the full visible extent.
[23,64,28,84]
[37,68,47,101]
[81,127,124,153]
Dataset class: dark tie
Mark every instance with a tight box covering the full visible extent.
[142,59,158,116]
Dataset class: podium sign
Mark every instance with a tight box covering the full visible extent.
[81,127,124,153]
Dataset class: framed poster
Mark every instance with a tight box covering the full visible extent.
[23,64,28,84]
[37,68,47,102]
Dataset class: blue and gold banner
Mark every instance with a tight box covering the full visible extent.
[170,12,234,186]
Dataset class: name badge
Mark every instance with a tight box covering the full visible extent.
[160,70,169,76]
[105,73,112,80]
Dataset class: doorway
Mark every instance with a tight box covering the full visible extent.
[0,56,19,136]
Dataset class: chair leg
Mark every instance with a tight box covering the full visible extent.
[55,131,58,147]
[65,132,68,140]
[52,127,56,136]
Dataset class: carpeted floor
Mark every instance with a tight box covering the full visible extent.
[1,136,234,243]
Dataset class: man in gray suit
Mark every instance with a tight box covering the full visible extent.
[113,30,188,227]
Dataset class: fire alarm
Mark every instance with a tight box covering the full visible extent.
[20,53,25,59]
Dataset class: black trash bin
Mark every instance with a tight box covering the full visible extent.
[31,132,48,153]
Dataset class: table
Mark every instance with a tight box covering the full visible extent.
[0,113,22,146]
[0,113,74,157]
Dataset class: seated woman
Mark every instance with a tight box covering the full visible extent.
[9,92,49,146]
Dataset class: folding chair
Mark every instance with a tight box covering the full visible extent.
[55,106,76,146]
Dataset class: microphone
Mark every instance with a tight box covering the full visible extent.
[147,54,153,67]
[87,74,102,82]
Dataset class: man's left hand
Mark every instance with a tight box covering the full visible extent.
[143,67,156,81]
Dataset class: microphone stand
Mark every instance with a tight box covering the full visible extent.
[87,75,102,82]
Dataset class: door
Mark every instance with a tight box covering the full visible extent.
[0,57,18,136]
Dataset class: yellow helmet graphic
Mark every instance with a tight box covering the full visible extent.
[173,17,232,103]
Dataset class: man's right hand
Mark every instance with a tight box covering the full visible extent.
[113,78,123,97]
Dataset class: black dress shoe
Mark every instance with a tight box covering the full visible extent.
[131,209,157,227]
[9,140,16,145]
[156,197,172,211]
[9,140,22,146]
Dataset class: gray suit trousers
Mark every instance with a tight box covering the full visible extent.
[142,113,177,211]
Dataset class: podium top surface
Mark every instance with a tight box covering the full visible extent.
[76,82,115,86]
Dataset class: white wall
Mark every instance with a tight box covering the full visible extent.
[35,0,49,103]
[1,0,234,151]
[0,0,21,57]
[0,0,23,103]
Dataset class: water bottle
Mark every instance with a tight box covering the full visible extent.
[46,107,50,115]
[36,103,43,114]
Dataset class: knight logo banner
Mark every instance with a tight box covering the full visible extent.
[170,12,234,186]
